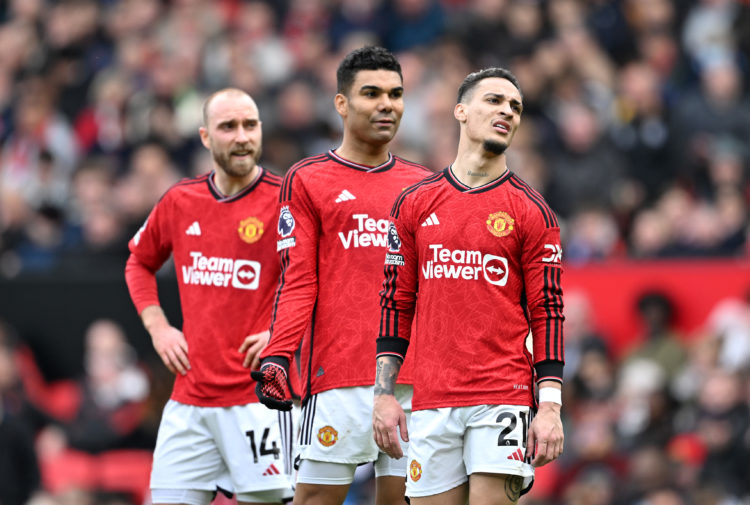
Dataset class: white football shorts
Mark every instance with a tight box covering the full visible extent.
[405,404,535,497]
[150,400,294,504]
[296,385,412,484]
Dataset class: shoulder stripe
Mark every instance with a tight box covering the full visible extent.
[508,174,558,228]
[262,170,283,187]
[393,156,433,172]
[174,174,209,187]
[156,174,208,204]
[281,154,328,202]
[390,171,444,219]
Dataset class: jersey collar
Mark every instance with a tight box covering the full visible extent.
[444,165,511,194]
[207,166,265,202]
[327,149,396,173]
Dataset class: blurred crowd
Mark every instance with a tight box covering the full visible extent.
[0,0,750,504]
[0,0,749,276]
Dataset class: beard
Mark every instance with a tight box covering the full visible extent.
[483,139,507,155]
[213,145,262,177]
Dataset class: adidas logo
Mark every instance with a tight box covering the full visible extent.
[262,464,280,476]
[185,221,201,236]
[507,448,524,461]
[335,190,356,203]
[421,212,440,227]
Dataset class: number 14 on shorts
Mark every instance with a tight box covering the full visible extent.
[245,428,280,463]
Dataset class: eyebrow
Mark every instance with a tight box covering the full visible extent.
[359,85,404,93]
[484,92,523,108]
[217,117,259,127]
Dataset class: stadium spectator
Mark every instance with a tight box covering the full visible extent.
[0,320,41,505]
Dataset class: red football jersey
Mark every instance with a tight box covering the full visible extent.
[376,167,565,411]
[261,150,432,399]
[126,169,283,407]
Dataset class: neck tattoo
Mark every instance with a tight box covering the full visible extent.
[467,169,488,177]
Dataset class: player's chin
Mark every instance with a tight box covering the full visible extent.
[228,159,256,175]
[370,129,397,144]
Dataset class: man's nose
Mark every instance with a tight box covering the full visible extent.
[377,95,393,112]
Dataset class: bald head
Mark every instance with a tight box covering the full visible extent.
[202,88,257,127]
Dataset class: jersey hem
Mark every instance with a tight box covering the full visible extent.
[411,398,531,411]
[308,378,414,397]
[170,393,260,407]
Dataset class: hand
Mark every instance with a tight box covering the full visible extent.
[150,322,190,376]
[239,330,270,370]
[528,403,564,467]
[250,357,293,411]
[373,394,408,459]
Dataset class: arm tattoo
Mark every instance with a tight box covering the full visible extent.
[375,356,402,395]
[504,475,523,502]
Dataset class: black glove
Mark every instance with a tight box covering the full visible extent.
[251,357,293,411]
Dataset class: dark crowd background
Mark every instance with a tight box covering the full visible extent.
[0,1,749,505]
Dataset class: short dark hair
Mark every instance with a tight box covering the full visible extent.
[457,67,522,104]
[336,46,402,95]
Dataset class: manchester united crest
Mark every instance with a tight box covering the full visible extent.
[238,217,264,244]
[486,211,515,238]
[317,426,338,447]
[409,460,422,482]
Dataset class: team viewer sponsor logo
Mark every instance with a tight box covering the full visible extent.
[182,251,260,290]
[338,214,390,249]
[422,244,509,286]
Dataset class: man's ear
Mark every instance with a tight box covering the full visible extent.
[199,126,210,149]
[454,103,467,123]
[334,93,348,117]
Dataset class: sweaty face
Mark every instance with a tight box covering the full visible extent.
[340,69,404,147]
[461,77,523,155]
[203,93,263,178]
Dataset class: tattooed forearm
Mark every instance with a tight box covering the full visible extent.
[374,356,402,395]
[504,475,523,503]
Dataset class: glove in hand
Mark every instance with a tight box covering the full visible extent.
[251,357,293,411]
